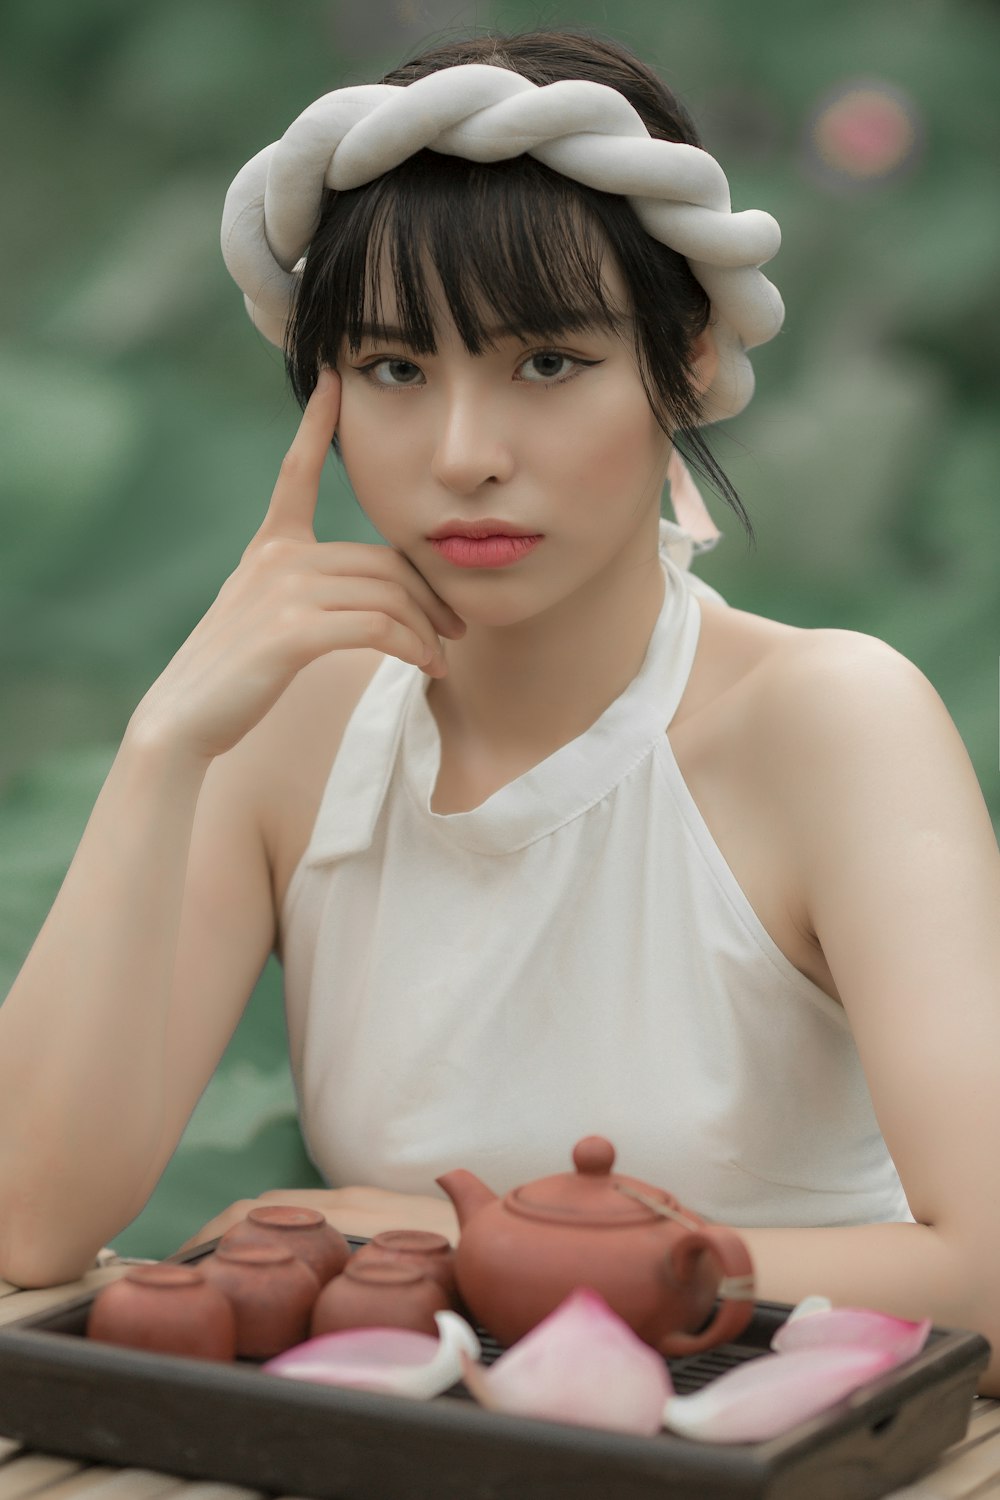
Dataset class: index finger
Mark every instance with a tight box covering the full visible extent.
[256,368,341,542]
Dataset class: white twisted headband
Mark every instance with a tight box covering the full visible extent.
[222,63,784,424]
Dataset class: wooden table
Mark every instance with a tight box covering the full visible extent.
[2,1266,1000,1500]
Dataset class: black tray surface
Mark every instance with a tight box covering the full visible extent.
[0,1237,989,1500]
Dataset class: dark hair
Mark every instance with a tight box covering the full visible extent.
[285,31,750,539]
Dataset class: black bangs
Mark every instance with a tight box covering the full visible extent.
[357,153,631,355]
[287,149,631,376]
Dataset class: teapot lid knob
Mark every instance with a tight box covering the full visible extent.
[573,1137,616,1176]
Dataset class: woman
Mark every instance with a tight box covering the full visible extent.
[1,31,998,1391]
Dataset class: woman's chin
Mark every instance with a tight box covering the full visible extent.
[435,580,565,633]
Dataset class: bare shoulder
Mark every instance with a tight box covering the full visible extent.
[745,625,960,763]
[691,612,995,996]
[694,586,939,720]
[222,645,385,917]
[740,623,995,894]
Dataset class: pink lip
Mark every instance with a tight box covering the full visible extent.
[427,518,537,540]
[429,535,543,568]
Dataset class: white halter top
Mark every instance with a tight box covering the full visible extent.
[279,521,912,1228]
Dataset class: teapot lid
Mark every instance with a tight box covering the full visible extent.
[505,1137,674,1228]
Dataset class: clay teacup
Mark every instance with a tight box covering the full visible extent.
[219,1205,349,1287]
[87,1264,237,1360]
[202,1243,319,1358]
[311,1260,449,1338]
[350,1230,457,1303]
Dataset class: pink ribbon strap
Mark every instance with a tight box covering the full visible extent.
[667,447,721,551]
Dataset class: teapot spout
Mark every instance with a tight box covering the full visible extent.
[435,1169,498,1231]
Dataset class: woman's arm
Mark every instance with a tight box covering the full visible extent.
[747,629,1000,1392]
[0,730,278,1286]
[178,1185,461,1252]
[0,374,463,1285]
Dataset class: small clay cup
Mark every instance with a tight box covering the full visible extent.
[219,1205,349,1287]
[350,1230,457,1303]
[201,1243,319,1358]
[87,1264,237,1360]
[311,1260,449,1338]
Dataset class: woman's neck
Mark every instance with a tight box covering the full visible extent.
[425,542,667,764]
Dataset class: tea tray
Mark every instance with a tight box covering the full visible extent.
[0,1238,989,1500]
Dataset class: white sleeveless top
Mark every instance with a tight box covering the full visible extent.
[280,521,913,1229]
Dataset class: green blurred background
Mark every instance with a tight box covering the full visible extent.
[2,0,997,1259]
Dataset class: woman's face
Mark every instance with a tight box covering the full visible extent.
[335,256,712,627]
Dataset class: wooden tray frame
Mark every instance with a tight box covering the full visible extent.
[0,1238,989,1500]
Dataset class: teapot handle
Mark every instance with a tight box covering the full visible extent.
[657,1225,755,1358]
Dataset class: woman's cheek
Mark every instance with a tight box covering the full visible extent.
[336,404,379,500]
[339,391,418,474]
[566,396,664,495]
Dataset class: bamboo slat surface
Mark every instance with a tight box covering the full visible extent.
[0,1274,997,1499]
[0,1271,132,1327]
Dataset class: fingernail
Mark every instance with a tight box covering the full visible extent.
[316,367,334,391]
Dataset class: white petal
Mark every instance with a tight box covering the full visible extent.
[784,1294,833,1324]
[263,1310,480,1399]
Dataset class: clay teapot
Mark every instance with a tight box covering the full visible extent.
[437,1136,755,1355]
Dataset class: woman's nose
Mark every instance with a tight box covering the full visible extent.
[429,390,515,493]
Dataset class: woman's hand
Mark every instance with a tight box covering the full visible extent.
[129,369,465,765]
[176,1185,460,1253]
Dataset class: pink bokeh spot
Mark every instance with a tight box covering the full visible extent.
[812,84,919,179]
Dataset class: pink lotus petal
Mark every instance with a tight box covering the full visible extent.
[771,1306,931,1363]
[461,1287,672,1436]
[663,1345,896,1444]
[267,1327,436,1378]
[263,1310,479,1398]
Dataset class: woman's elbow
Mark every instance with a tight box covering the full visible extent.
[0,1196,104,1290]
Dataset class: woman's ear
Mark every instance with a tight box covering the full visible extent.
[688,329,720,397]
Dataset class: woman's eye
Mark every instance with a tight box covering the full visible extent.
[364,358,424,388]
[519,351,576,383]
